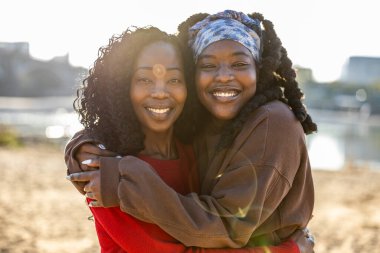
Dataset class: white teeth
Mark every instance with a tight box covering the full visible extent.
[147,107,170,114]
[213,91,238,97]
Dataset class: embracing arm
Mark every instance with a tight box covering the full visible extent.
[99,102,314,248]
[65,130,91,175]
[110,158,287,247]
[93,202,301,253]
[64,130,117,194]
[71,160,309,253]
[90,183,304,253]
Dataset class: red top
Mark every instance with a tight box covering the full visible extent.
[88,142,299,253]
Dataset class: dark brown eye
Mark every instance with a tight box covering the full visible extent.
[232,62,249,68]
[169,79,182,84]
[200,64,216,70]
[137,78,152,84]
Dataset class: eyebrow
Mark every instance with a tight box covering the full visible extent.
[198,51,251,60]
[135,66,182,71]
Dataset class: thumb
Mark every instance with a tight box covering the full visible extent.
[81,158,100,167]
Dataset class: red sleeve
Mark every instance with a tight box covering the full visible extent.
[93,215,125,253]
[91,201,299,253]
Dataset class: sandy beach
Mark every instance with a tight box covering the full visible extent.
[0,144,379,253]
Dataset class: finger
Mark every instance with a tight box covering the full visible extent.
[96,143,120,157]
[79,163,88,171]
[81,164,98,172]
[66,171,95,182]
[76,151,100,172]
[82,158,100,167]
[79,143,118,157]
[78,155,99,171]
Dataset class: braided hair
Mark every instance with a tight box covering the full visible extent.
[177,12,317,150]
[74,26,196,155]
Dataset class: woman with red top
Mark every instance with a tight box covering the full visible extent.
[65,25,313,252]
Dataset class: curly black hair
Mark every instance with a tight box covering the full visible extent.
[177,12,318,150]
[74,26,196,155]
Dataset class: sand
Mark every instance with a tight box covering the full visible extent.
[0,144,379,253]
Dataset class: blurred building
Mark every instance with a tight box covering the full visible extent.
[341,56,380,85]
[295,65,314,85]
[0,42,86,97]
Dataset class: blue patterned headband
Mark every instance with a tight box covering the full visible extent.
[189,10,262,63]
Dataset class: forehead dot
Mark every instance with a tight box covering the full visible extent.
[153,64,166,78]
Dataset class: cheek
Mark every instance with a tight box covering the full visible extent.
[129,86,139,101]
[245,84,257,102]
[248,79,257,95]
[195,74,209,97]
[243,72,257,95]
[129,86,145,107]
[129,87,136,105]
[195,83,208,108]
[173,85,187,106]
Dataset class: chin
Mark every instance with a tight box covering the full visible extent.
[213,112,236,121]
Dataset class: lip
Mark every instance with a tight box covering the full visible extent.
[208,86,241,102]
[146,107,171,114]
[144,104,174,120]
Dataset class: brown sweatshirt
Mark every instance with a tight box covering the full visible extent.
[65,100,314,248]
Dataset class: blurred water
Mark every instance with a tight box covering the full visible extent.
[307,109,380,170]
[1,97,379,170]
[0,96,82,139]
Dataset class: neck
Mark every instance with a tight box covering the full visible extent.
[207,117,232,134]
[140,128,178,160]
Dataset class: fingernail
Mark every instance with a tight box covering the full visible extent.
[65,175,71,180]
[116,155,122,158]
[97,144,106,150]
[82,159,92,165]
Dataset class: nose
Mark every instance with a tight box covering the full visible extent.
[151,80,169,99]
[216,65,234,83]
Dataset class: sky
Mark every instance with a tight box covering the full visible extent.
[1,0,379,82]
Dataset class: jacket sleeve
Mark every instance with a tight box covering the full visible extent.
[97,158,301,253]
[64,129,99,194]
[191,240,299,253]
[110,109,307,248]
[114,159,288,248]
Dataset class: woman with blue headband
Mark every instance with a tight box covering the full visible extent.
[66,10,316,252]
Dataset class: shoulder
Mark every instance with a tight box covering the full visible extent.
[235,101,305,155]
[235,101,308,172]
[250,100,296,123]
[245,101,302,134]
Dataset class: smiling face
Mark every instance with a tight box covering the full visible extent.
[130,41,186,135]
[195,40,257,121]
